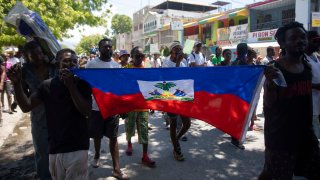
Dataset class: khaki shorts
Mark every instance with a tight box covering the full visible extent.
[49,150,88,180]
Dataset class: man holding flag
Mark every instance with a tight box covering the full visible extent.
[162,41,191,161]
[124,46,156,168]
[85,38,127,179]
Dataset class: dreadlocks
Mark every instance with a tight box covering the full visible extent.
[274,21,307,56]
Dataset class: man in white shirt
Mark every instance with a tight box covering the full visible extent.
[188,41,207,67]
[306,31,320,139]
[260,46,275,65]
[85,38,127,179]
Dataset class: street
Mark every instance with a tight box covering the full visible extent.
[0,91,265,180]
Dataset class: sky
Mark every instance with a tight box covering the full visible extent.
[61,0,261,48]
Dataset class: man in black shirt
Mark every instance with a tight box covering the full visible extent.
[259,22,320,180]
[8,49,92,180]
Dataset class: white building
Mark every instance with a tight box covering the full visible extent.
[116,33,132,51]
[132,6,152,48]
[143,0,218,50]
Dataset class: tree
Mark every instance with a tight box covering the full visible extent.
[0,0,111,48]
[111,14,132,35]
[75,34,103,55]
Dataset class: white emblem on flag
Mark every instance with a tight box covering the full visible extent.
[137,80,194,101]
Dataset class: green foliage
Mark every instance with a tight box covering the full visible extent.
[75,34,103,54]
[111,14,132,35]
[0,0,111,48]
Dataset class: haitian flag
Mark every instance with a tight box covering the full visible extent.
[72,66,264,141]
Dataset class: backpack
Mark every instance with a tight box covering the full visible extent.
[191,52,206,61]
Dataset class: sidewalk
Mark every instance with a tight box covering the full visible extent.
[0,94,25,148]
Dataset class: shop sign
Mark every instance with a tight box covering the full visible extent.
[312,12,320,27]
[248,29,278,43]
[216,40,231,46]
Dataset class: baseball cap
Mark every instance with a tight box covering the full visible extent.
[169,41,182,52]
[119,50,130,58]
[194,41,202,46]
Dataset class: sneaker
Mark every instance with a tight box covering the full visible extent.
[91,158,100,168]
[142,156,156,168]
[112,170,129,180]
[180,136,188,141]
[231,138,245,150]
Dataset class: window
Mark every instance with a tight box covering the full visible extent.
[239,19,248,25]
[264,14,272,23]
[139,23,143,30]
[282,9,295,25]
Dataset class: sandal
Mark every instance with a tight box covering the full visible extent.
[173,141,184,161]
[173,150,184,161]
[112,170,129,180]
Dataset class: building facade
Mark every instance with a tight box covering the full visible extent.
[116,33,132,51]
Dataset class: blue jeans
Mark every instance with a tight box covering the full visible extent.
[31,105,51,180]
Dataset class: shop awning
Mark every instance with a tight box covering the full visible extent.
[229,9,248,18]
[144,32,157,37]
[160,24,170,31]
[198,14,222,25]
[183,21,198,28]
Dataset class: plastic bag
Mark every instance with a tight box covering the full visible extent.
[4,2,61,63]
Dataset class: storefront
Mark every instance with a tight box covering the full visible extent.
[247,28,280,58]
[183,22,199,41]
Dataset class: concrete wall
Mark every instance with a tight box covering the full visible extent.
[116,33,132,51]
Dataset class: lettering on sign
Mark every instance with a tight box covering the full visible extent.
[248,29,278,43]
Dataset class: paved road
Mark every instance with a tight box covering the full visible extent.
[0,92,266,180]
[88,91,266,180]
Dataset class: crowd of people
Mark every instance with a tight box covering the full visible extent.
[1,21,320,180]
[0,48,24,126]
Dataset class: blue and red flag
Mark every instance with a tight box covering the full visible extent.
[72,66,264,141]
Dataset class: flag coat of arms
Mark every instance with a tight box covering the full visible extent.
[73,66,264,142]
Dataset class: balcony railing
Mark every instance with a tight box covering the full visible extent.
[250,18,295,31]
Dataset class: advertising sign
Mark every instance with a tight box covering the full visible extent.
[312,12,320,27]
[248,29,278,43]
[150,43,159,54]
[171,21,184,31]
[229,24,248,40]
[183,39,196,54]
